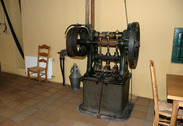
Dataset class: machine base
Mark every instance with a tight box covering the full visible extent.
[78,101,134,121]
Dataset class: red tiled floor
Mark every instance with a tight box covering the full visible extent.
[0,72,156,126]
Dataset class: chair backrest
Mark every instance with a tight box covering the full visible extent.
[150,60,159,115]
[37,44,50,69]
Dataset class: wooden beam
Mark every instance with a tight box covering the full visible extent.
[91,0,95,29]
[85,0,89,24]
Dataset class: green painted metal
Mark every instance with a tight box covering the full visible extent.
[172,28,183,63]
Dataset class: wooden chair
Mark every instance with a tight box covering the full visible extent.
[28,44,50,86]
[149,60,183,126]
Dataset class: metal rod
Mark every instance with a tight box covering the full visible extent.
[107,44,110,53]
[124,0,128,27]
[98,82,104,116]
[95,54,120,61]
[99,38,102,54]
[94,32,123,40]
[116,44,118,52]
[99,44,102,54]
[90,41,118,44]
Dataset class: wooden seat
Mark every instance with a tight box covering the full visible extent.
[149,60,183,126]
[27,44,50,85]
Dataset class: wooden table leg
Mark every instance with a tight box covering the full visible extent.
[170,100,179,126]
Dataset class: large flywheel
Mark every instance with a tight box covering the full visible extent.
[66,27,89,57]
[128,22,140,69]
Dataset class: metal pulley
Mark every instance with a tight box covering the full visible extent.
[66,27,89,57]
[127,22,140,69]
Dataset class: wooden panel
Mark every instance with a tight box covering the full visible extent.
[167,74,183,101]
[39,52,48,57]
[39,44,50,49]
[39,59,47,63]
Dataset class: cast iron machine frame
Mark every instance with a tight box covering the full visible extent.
[65,22,140,120]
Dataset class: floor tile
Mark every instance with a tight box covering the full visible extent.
[18,91,30,96]
[23,99,38,106]
[2,100,19,108]
[22,106,38,115]
[53,117,74,126]
[108,121,126,126]
[33,102,47,110]
[34,120,51,126]
[15,96,29,103]
[0,119,16,126]
[43,105,58,113]
[32,95,46,101]
[10,112,28,123]
[48,93,61,100]
[48,88,60,93]
[26,93,37,98]
[90,118,109,126]
[134,104,148,113]
[60,95,72,102]
[147,106,154,114]
[0,109,17,118]
[127,117,144,126]
[143,120,153,126]
[0,106,9,113]
[32,110,48,119]
[64,111,81,120]
[49,99,65,107]
[145,113,154,121]
[68,98,82,105]
[7,94,21,101]
[42,113,61,123]
[20,116,39,126]
[53,108,71,116]
[131,110,146,119]
[76,114,95,123]
[63,102,77,110]
[11,104,29,112]
[149,99,154,107]
[41,92,53,97]
[42,98,55,104]
[0,116,7,123]
[71,121,89,126]
[136,97,149,106]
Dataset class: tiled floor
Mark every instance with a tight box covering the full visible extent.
[0,72,154,126]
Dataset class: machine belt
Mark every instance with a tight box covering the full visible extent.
[1,0,24,59]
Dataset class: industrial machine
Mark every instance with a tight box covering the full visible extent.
[65,22,140,120]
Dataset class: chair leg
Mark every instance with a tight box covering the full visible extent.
[38,71,41,86]
[170,100,180,126]
[153,114,159,126]
[45,71,48,83]
[28,69,30,85]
